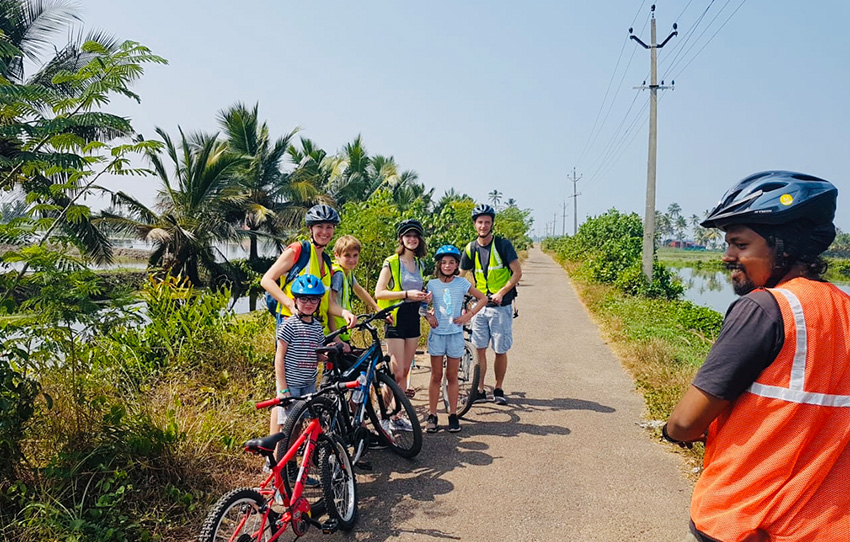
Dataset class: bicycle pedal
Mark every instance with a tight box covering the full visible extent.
[355,459,373,471]
[322,519,339,534]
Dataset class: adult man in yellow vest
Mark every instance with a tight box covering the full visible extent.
[664,171,849,542]
[460,203,522,405]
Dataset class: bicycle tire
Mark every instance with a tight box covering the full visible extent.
[198,487,271,542]
[457,340,480,418]
[277,396,340,498]
[318,435,358,530]
[366,371,422,458]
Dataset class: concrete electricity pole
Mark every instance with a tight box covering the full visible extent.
[568,168,582,235]
[562,200,568,236]
[630,5,677,282]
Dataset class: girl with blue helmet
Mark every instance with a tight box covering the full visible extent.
[420,245,488,432]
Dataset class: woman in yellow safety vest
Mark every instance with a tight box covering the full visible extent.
[375,219,432,407]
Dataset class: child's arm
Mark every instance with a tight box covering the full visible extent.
[454,284,488,326]
[274,339,290,397]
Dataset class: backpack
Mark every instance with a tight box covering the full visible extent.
[265,240,332,316]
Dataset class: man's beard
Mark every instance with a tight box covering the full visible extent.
[725,262,757,295]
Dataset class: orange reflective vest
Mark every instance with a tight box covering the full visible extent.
[691,277,850,542]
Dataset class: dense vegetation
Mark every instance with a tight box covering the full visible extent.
[0,2,533,539]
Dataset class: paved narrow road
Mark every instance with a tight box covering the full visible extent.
[312,247,693,541]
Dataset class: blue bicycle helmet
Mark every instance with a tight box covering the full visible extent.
[472,203,496,221]
[434,244,461,261]
[290,274,326,297]
[701,171,837,229]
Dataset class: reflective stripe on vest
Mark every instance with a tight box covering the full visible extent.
[690,277,850,541]
[748,287,850,407]
[279,243,332,334]
[465,239,511,295]
[331,263,352,341]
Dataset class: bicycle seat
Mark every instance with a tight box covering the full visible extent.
[244,433,288,456]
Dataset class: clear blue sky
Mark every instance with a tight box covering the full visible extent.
[78,0,850,235]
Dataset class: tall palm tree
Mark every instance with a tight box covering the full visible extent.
[488,190,502,208]
[217,102,298,261]
[282,136,335,230]
[103,127,243,285]
[434,188,472,214]
[326,135,371,205]
[505,198,517,208]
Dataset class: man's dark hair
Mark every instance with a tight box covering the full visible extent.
[750,220,834,280]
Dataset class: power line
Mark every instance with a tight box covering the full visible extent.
[576,4,649,169]
[668,0,748,81]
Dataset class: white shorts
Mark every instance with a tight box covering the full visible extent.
[428,332,465,358]
[471,305,513,354]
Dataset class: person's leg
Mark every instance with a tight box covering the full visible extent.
[471,308,492,395]
[445,356,460,414]
[491,305,514,404]
[386,337,406,389]
[494,352,508,389]
[428,355,444,415]
[401,337,419,389]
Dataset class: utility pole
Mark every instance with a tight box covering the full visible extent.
[562,200,568,236]
[630,5,677,282]
[568,168,582,235]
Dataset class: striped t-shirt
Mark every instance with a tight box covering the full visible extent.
[277,315,324,388]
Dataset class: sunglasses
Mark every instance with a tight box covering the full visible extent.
[296,296,322,303]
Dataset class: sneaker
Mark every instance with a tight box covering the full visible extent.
[379,419,396,444]
[425,414,438,433]
[447,414,461,433]
[304,476,320,488]
[472,388,489,403]
[368,432,387,449]
[391,417,414,432]
[493,388,508,405]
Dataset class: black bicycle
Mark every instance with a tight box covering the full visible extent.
[277,303,422,487]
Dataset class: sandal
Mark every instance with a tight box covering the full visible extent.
[404,388,416,398]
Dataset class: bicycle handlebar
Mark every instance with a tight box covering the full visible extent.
[255,379,360,409]
[324,301,405,343]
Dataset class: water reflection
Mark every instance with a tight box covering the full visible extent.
[676,266,850,314]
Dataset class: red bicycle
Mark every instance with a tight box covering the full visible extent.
[199,380,360,541]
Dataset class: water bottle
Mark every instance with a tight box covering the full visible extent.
[351,372,367,404]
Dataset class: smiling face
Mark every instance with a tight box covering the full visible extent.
[437,255,459,277]
[401,231,420,252]
[335,249,360,271]
[310,223,335,247]
[474,215,493,238]
[722,224,777,295]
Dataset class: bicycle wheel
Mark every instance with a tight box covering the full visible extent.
[198,487,271,542]
[366,371,422,458]
[277,396,340,498]
[318,435,358,530]
[456,340,480,418]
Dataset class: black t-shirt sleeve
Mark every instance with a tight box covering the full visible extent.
[692,291,785,401]
[460,245,473,271]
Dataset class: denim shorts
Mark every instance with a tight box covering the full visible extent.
[471,304,514,354]
[428,331,465,358]
[277,382,317,424]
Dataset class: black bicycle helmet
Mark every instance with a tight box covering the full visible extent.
[397,218,424,238]
[305,204,340,226]
[701,171,837,229]
[472,203,496,221]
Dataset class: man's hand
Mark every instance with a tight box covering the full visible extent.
[490,292,504,305]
